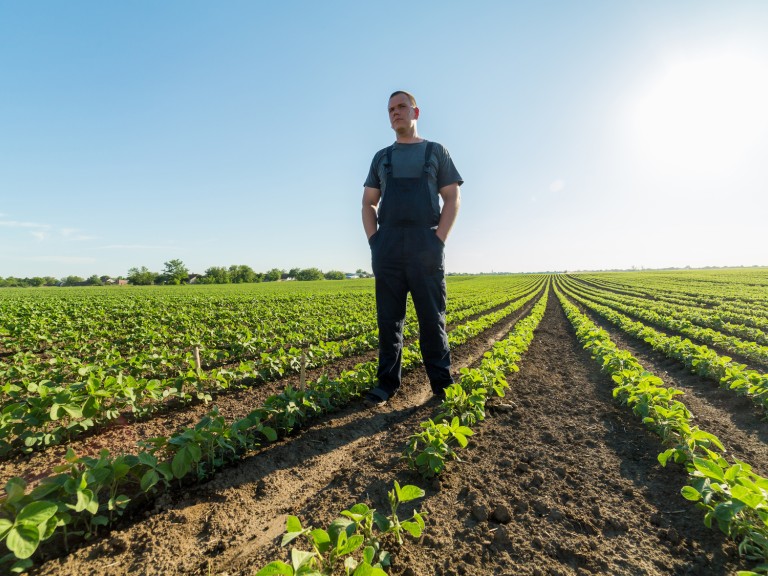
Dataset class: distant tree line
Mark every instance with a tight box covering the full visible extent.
[0,260,371,288]
[0,274,126,288]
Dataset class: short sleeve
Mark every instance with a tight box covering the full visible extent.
[436,145,463,189]
[364,150,384,189]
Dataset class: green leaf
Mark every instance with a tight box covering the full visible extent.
[9,558,34,574]
[328,517,354,543]
[290,548,316,570]
[362,545,376,565]
[309,528,331,554]
[75,488,95,513]
[254,561,294,576]
[394,484,425,503]
[6,524,40,559]
[40,515,58,541]
[82,396,99,418]
[693,457,725,483]
[157,462,173,480]
[187,442,202,462]
[658,449,674,467]
[16,501,58,526]
[452,432,469,448]
[4,478,27,504]
[378,550,392,567]
[140,469,160,492]
[64,447,78,463]
[86,494,100,515]
[0,519,13,540]
[261,426,278,442]
[281,516,307,547]
[713,501,744,524]
[171,450,192,479]
[681,486,701,502]
[400,520,423,538]
[338,534,364,556]
[111,462,131,481]
[347,503,371,516]
[285,515,303,533]
[373,512,390,532]
[731,484,764,509]
[63,404,83,419]
[108,495,131,511]
[49,404,62,421]
[138,452,157,467]
[91,515,109,526]
[352,563,388,576]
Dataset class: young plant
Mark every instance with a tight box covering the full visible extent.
[403,418,473,478]
[0,479,58,573]
[255,482,425,575]
[435,383,487,426]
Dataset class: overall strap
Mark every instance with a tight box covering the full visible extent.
[422,141,434,173]
[384,145,394,176]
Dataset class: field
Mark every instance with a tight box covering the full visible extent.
[1,270,768,576]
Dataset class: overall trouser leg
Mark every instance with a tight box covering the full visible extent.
[373,256,408,398]
[406,229,452,393]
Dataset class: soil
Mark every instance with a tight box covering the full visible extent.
[14,292,762,576]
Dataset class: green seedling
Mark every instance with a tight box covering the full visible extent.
[403,418,474,478]
[255,482,425,575]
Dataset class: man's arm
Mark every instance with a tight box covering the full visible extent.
[362,186,381,240]
[436,183,461,243]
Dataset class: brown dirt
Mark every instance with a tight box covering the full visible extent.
[20,293,759,575]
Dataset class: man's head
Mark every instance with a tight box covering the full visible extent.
[388,91,419,136]
[389,90,417,107]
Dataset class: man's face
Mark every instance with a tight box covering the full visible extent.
[388,93,419,133]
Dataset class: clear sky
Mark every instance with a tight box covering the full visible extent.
[2,0,767,279]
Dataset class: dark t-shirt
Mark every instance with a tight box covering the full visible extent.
[364,140,463,217]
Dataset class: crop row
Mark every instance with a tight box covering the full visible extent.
[569,276,768,340]
[556,280,768,414]
[560,277,768,369]
[574,271,768,317]
[555,283,768,575]
[403,287,549,478]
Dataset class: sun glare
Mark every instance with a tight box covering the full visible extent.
[627,49,768,181]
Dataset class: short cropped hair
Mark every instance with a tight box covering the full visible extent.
[389,90,417,107]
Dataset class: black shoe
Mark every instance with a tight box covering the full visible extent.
[363,388,389,408]
[432,385,449,402]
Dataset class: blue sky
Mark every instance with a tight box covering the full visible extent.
[2,0,767,278]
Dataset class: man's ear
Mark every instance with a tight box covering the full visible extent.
[413,106,420,120]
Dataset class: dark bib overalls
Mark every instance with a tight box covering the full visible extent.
[369,142,453,397]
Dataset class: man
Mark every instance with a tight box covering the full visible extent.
[361,90,463,407]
